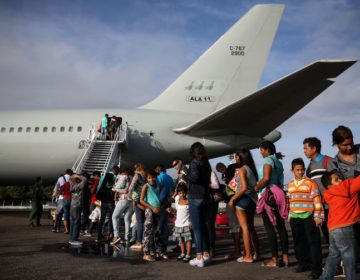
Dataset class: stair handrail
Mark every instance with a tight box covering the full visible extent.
[72,123,99,173]
[100,124,124,175]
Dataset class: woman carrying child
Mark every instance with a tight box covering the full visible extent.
[173,182,192,262]
[111,167,133,246]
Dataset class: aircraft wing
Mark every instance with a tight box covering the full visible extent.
[173,60,356,137]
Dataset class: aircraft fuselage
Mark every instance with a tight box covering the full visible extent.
[0,109,276,185]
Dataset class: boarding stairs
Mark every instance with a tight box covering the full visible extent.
[72,123,128,176]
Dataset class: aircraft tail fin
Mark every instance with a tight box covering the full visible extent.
[172,60,356,137]
[141,4,285,115]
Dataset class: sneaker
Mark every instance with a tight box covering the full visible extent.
[130,243,143,250]
[160,253,169,260]
[183,255,191,262]
[189,257,205,268]
[177,254,185,261]
[110,236,121,245]
[69,240,83,246]
[83,233,92,237]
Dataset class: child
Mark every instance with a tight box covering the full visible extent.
[319,171,360,280]
[140,169,162,262]
[173,183,192,262]
[113,168,130,192]
[86,200,101,237]
[287,158,324,279]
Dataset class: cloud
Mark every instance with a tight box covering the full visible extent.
[0,0,359,181]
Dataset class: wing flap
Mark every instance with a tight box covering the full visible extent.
[173,60,356,137]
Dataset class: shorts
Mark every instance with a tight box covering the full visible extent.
[235,195,256,211]
[173,226,192,243]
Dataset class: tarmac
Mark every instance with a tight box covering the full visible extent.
[0,211,354,280]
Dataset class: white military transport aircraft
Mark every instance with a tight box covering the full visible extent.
[0,4,356,185]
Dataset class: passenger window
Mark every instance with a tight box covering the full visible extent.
[43,127,48,132]
[26,127,31,133]
[77,126,82,132]
[9,127,14,133]
[18,127,23,133]
[51,127,56,132]
[60,126,65,132]
[69,126,73,132]
[1,127,5,133]
[35,127,40,132]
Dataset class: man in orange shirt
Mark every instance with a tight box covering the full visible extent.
[319,171,360,280]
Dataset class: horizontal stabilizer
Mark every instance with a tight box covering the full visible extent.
[173,60,356,137]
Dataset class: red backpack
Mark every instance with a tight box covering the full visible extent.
[59,176,71,199]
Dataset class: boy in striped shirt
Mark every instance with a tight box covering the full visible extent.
[288,158,324,279]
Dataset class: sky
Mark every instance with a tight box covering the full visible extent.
[0,0,359,182]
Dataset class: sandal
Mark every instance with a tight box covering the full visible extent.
[236,256,254,263]
[261,260,278,267]
[143,255,156,262]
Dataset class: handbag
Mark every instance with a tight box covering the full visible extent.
[226,174,239,197]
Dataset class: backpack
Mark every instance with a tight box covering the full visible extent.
[323,155,331,171]
[59,176,71,196]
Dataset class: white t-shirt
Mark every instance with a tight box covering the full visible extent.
[174,195,190,228]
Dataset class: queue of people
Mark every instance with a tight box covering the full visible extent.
[48,125,360,280]
[98,113,122,140]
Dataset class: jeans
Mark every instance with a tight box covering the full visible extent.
[207,200,218,253]
[189,199,210,254]
[101,127,107,140]
[320,226,357,280]
[98,201,114,240]
[62,199,71,220]
[290,215,322,274]
[70,206,81,241]
[112,199,133,240]
[135,206,145,243]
